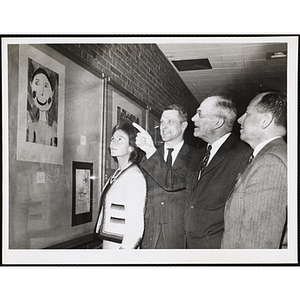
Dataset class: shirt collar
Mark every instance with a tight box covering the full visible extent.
[164,140,184,162]
[207,132,231,164]
[253,136,282,157]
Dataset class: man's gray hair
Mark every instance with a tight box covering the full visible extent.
[212,95,237,129]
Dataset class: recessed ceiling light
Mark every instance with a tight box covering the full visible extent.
[172,58,212,71]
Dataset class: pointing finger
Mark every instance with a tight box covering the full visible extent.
[133,122,147,134]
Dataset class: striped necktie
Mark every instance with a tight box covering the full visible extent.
[198,144,212,179]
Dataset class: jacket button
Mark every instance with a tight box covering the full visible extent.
[161,201,165,206]
[190,205,195,209]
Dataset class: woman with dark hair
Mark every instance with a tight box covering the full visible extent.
[95,120,146,249]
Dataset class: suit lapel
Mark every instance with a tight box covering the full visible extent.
[173,143,190,168]
[201,133,236,178]
[159,143,191,169]
[187,148,205,191]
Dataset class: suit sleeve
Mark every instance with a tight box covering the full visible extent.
[238,154,287,248]
[140,150,187,192]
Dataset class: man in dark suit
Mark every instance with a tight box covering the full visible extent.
[221,92,287,248]
[134,104,195,249]
[134,95,252,249]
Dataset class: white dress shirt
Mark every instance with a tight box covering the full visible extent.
[207,132,231,165]
[164,140,184,166]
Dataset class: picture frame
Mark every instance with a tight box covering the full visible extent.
[117,105,140,124]
[109,88,145,170]
[72,161,93,226]
[17,44,65,164]
[112,89,143,127]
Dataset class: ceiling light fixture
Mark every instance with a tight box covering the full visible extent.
[172,58,212,71]
[266,51,287,59]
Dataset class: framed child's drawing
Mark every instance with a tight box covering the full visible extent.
[17,44,65,164]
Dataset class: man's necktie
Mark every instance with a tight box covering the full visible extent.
[198,144,212,179]
[248,153,254,164]
[166,148,174,168]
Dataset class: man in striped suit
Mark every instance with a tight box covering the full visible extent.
[221,91,287,249]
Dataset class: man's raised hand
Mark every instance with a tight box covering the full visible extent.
[133,122,157,158]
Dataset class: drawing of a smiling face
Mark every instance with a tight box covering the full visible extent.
[30,70,54,112]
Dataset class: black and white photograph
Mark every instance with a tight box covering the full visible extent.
[2,36,298,267]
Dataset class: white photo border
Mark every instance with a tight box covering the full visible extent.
[2,35,298,265]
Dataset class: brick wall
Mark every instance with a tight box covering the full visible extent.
[58,43,199,118]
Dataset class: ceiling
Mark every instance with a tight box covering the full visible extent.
[157,42,287,107]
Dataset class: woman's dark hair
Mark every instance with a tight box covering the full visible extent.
[111,120,144,164]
